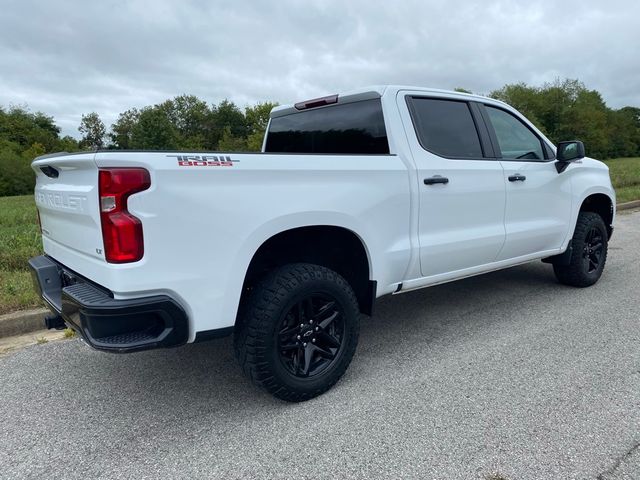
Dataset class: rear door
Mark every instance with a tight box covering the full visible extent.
[32,153,104,262]
[398,93,506,278]
[479,104,572,260]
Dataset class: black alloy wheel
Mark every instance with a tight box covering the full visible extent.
[234,263,360,402]
[553,211,608,287]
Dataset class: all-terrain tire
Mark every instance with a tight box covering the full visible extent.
[553,211,608,287]
[234,263,360,402]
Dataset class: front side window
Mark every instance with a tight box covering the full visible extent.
[485,106,544,160]
[407,97,484,158]
[264,99,389,154]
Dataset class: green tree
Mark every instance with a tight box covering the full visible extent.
[78,112,106,150]
[55,135,80,152]
[109,109,140,149]
[0,107,60,151]
[608,107,640,157]
[489,82,546,133]
[245,102,278,151]
[218,125,248,151]
[0,106,67,196]
[0,140,43,196]
[130,107,179,149]
[215,100,248,140]
[159,95,218,149]
[488,78,640,158]
[556,88,610,158]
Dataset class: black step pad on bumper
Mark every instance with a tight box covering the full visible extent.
[29,255,189,353]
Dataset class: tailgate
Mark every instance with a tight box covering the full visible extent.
[32,152,104,262]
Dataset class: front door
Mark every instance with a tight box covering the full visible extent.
[481,104,572,260]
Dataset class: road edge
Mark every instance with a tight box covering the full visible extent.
[0,308,49,338]
[617,199,640,211]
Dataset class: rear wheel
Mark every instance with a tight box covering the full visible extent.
[553,212,608,287]
[234,263,360,402]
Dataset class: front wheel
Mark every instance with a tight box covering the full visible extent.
[553,211,608,287]
[234,263,360,402]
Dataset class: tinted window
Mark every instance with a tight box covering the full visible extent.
[264,99,389,154]
[485,106,544,160]
[408,98,483,158]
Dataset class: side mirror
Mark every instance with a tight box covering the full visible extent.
[555,141,585,173]
[557,141,585,162]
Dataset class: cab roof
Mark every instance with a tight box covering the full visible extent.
[270,85,506,118]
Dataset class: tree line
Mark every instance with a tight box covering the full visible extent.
[0,97,276,196]
[1,78,639,196]
[486,79,640,159]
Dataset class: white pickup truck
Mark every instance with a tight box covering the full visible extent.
[29,85,615,401]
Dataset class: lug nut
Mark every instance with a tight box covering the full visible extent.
[310,319,314,324]
[297,335,301,340]
[303,342,307,347]
[312,338,316,343]
[315,327,319,331]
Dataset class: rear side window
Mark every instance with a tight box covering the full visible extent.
[407,98,483,158]
[485,106,545,161]
[264,99,389,154]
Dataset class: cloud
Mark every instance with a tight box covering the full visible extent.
[1,0,638,137]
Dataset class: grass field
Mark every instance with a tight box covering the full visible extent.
[0,195,43,314]
[604,157,640,203]
[0,157,639,315]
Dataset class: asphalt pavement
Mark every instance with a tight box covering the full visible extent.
[1,211,639,479]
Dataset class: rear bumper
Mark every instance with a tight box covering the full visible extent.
[28,255,189,353]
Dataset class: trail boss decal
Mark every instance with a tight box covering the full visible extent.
[167,155,238,167]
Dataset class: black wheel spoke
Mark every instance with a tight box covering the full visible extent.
[314,343,336,360]
[585,229,594,243]
[293,349,304,374]
[301,346,313,376]
[279,325,298,337]
[318,310,339,329]
[277,293,345,378]
[317,330,341,349]
[314,300,336,319]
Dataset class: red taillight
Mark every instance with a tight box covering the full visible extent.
[98,168,150,263]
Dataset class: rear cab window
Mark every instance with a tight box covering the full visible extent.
[264,99,389,154]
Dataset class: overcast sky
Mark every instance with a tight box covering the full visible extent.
[1,0,638,138]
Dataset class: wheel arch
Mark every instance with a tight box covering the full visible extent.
[240,225,376,317]
[579,192,614,239]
